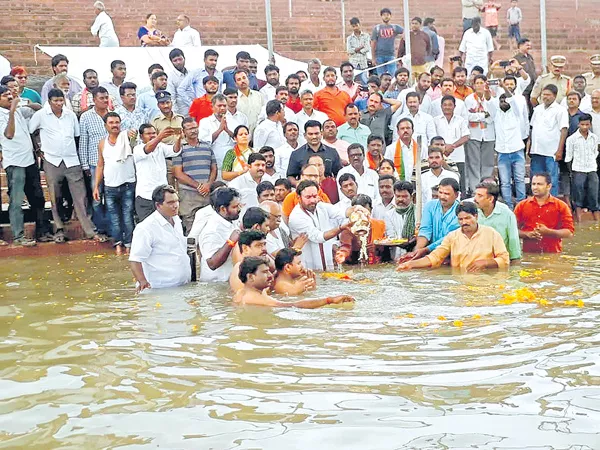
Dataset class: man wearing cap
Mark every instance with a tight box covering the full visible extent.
[583,55,600,95]
[530,56,572,106]
[151,91,184,145]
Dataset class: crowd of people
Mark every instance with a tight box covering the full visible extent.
[1,3,599,308]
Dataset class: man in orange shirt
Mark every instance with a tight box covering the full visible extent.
[282,163,330,220]
[313,67,352,127]
[452,67,473,101]
[188,75,219,123]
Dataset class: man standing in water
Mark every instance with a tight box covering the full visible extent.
[233,257,354,307]
[129,185,191,292]
[273,248,317,295]
[514,173,574,253]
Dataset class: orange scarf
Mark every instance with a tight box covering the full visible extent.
[233,145,250,170]
[366,151,382,170]
[393,139,418,180]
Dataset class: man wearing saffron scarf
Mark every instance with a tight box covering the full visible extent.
[365,134,386,171]
[72,69,115,117]
[385,117,419,181]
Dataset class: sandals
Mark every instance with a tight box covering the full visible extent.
[54,231,66,244]
[91,234,109,243]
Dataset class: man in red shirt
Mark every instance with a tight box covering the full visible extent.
[189,75,219,123]
[285,73,302,113]
[313,67,352,127]
[514,173,574,253]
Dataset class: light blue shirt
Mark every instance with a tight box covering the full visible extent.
[179,68,223,107]
[136,90,160,123]
[336,122,372,148]
[419,199,460,251]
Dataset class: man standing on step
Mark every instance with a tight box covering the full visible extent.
[371,8,404,76]
[0,86,52,246]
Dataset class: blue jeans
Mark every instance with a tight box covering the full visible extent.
[5,164,50,240]
[573,172,599,210]
[376,55,396,76]
[105,182,136,246]
[497,151,526,209]
[88,166,109,235]
[530,155,559,196]
[508,24,521,41]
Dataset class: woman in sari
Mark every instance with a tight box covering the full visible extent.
[137,14,169,47]
[221,125,255,181]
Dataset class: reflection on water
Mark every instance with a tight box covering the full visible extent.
[1,224,600,448]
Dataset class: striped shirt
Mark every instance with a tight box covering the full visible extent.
[565,130,600,173]
[79,108,108,169]
[172,142,217,191]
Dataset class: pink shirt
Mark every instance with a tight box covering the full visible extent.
[337,81,362,101]
[323,138,350,163]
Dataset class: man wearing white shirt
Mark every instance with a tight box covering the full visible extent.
[429,78,469,121]
[336,173,358,218]
[499,76,530,140]
[527,84,568,196]
[288,180,350,271]
[385,118,420,181]
[421,147,460,205]
[133,124,182,221]
[295,90,328,145]
[300,59,326,94]
[464,75,496,195]
[260,200,292,256]
[235,70,264,134]
[100,60,126,106]
[391,92,436,150]
[253,100,285,150]
[171,15,201,47]
[198,93,241,172]
[259,64,280,102]
[337,143,381,202]
[259,146,283,183]
[488,89,526,209]
[29,89,98,242]
[560,75,592,112]
[167,48,192,116]
[199,186,242,282]
[129,185,191,292]
[224,88,249,127]
[434,95,471,195]
[257,86,296,124]
[0,87,52,246]
[276,122,300,176]
[583,89,600,133]
[90,2,119,47]
[229,153,266,210]
[373,174,396,219]
[459,18,494,75]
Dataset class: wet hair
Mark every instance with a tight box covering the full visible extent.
[275,247,301,271]
[439,177,460,193]
[296,180,320,196]
[238,256,268,283]
[247,153,266,165]
[475,182,500,204]
[238,230,266,252]
[394,180,413,194]
[351,194,372,209]
[211,186,240,212]
[152,184,177,205]
[274,178,292,190]
[119,81,137,96]
[242,207,269,229]
[256,181,275,198]
[456,201,478,216]
[338,172,357,186]
[102,111,121,123]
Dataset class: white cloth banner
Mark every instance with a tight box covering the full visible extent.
[36,44,308,90]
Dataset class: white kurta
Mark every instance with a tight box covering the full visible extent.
[199,213,238,282]
[288,202,346,271]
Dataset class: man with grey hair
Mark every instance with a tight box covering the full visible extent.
[300,59,325,93]
[172,15,201,47]
[91,1,119,47]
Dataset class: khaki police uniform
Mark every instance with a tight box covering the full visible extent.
[583,54,600,95]
[530,55,572,104]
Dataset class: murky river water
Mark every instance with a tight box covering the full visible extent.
[1,224,600,449]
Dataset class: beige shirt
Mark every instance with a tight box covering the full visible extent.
[237,89,264,135]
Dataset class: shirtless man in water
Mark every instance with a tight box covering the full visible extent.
[233,257,355,308]
[273,248,316,295]
[229,230,269,292]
